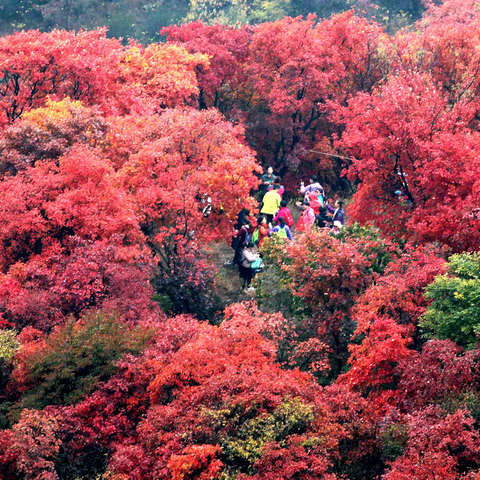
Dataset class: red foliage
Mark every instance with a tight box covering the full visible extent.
[1,10,480,480]
[117,107,260,246]
[342,247,446,406]
[341,21,480,251]
[0,29,209,125]
[10,410,61,480]
[246,12,384,173]
[265,228,386,372]
[395,340,478,413]
[384,406,480,480]
[116,43,209,112]
[163,22,251,112]
[0,29,122,123]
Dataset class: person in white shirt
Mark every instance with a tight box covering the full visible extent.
[239,242,258,291]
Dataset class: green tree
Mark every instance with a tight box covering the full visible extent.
[10,311,155,413]
[185,0,291,24]
[421,252,480,348]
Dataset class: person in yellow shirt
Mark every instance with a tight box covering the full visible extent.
[260,185,281,223]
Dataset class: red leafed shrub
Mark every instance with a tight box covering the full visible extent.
[340,69,480,252]
[260,226,390,376]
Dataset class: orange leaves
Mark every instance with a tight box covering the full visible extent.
[119,43,209,110]
[168,445,223,480]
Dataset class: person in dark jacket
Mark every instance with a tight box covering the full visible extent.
[316,206,330,229]
[260,166,275,194]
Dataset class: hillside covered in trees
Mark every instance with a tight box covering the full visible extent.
[2,0,480,479]
[0,0,424,41]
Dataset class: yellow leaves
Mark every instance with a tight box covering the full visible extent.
[22,97,87,130]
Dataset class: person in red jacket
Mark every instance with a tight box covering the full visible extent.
[296,200,316,232]
[274,200,294,227]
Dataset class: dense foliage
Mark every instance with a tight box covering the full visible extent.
[1,1,480,479]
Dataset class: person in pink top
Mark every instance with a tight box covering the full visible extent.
[274,200,294,227]
[295,200,316,232]
[267,176,285,197]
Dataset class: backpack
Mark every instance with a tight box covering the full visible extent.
[251,257,263,273]
[276,226,288,239]
[285,210,294,227]
[243,231,252,245]
[252,228,259,245]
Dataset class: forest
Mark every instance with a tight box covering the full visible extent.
[1,0,480,478]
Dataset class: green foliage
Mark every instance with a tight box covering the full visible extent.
[14,311,155,412]
[0,0,424,41]
[256,236,309,320]
[0,330,19,365]
[380,423,409,463]
[186,0,291,24]
[0,330,19,429]
[441,390,480,423]
[421,252,480,348]
[336,222,397,275]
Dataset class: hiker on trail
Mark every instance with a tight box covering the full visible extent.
[232,219,253,266]
[260,166,275,195]
[326,199,345,225]
[296,200,316,232]
[260,184,281,223]
[274,200,294,227]
[316,206,330,229]
[239,241,259,291]
[300,175,325,200]
[255,216,270,247]
[269,216,292,240]
[268,176,285,197]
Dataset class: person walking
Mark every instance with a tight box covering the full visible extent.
[316,206,330,229]
[260,166,275,195]
[260,185,281,223]
[268,176,285,197]
[255,216,270,247]
[308,188,324,215]
[231,220,253,266]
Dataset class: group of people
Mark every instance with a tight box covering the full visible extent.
[229,167,346,292]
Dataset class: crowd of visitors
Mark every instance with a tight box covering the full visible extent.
[229,168,346,293]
